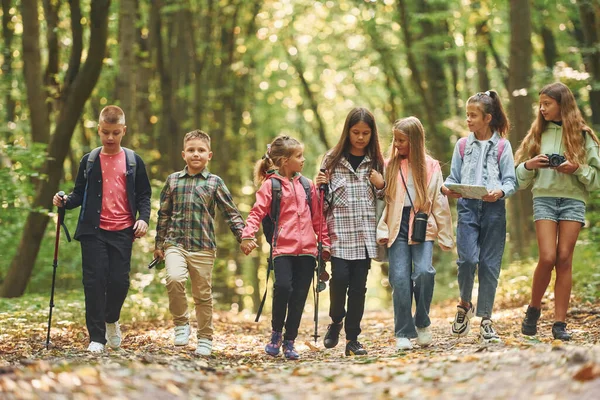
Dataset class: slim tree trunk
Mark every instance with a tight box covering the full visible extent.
[1,0,112,298]
[21,0,50,144]
[116,0,137,145]
[508,0,534,259]
[475,20,491,91]
[578,1,600,126]
[1,0,15,124]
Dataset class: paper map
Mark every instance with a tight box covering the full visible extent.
[445,183,489,199]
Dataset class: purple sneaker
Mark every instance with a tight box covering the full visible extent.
[282,339,299,360]
[265,331,282,356]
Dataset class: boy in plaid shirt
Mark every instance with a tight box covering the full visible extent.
[154,130,245,356]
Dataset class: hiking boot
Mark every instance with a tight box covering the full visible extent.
[345,340,367,356]
[521,306,541,336]
[282,339,299,360]
[195,338,212,356]
[323,321,343,349]
[480,319,501,343]
[87,342,105,353]
[265,331,283,356]
[395,337,413,351]
[451,303,474,337]
[174,324,191,346]
[416,326,433,347]
[105,321,122,349]
[552,322,571,341]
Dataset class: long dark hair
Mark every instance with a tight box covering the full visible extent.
[324,107,384,173]
[466,90,510,137]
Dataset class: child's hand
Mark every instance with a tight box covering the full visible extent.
[322,247,331,262]
[133,220,149,238]
[482,189,504,202]
[240,238,257,255]
[441,185,462,198]
[369,170,385,190]
[524,155,550,170]
[315,170,329,187]
[556,160,579,174]
[153,249,164,261]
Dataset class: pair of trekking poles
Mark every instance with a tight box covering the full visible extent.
[45,192,71,350]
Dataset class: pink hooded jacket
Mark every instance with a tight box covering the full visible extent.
[242,173,330,258]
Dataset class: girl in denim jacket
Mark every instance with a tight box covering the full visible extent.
[240,135,330,360]
[441,90,517,343]
[515,82,600,341]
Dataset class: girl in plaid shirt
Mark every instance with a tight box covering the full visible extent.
[241,136,330,360]
[315,107,385,356]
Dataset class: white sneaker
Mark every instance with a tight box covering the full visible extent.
[105,321,122,349]
[174,324,191,346]
[87,342,105,353]
[416,326,433,347]
[195,338,212,356]
[395,337,413,350]
[451,303,474,337]
[480,319,502,343]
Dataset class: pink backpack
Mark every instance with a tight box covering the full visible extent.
[458,137,506,163]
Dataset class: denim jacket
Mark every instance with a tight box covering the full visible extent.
[445,132,517,198]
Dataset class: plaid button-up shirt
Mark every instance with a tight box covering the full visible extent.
[323,155,385,260]
[155,167,245,252]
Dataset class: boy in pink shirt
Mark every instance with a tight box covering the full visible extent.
[53,106,151,353]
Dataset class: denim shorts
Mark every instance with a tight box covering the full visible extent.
[533,197,586,225]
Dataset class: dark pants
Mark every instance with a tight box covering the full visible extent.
[80,227,134,344]
[271,255,315,340]
[329,256,370,341]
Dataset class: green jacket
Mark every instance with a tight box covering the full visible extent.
[516,123,600,204]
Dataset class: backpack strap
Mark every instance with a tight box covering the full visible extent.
[299,175,312,215]
[84,147,102,180]
[123,147,137,187]
[497,138,506,164]
[270,178,282,246]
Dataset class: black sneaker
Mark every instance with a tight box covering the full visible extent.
[521,305,541,336]
[345,340,367,356]
[323,322,343,348]
[552,322,571,341]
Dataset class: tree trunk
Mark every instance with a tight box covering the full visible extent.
[116,0,137,145]
[475,20,491,91]
[21,0,50,144]
[1,0,16,124]
[508,0,534,259]
[578,1,600,126]
[1,0,112,298]
[42,0,60,116]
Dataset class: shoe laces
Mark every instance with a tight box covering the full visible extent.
[269,331,282,345]
[481,321,497,337]
[456,310,466,324]
[283,340,295,352]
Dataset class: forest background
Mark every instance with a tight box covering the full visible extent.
[0,0,599,317]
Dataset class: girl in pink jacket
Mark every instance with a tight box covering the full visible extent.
[377,117,454,350]
[240,135,330,360]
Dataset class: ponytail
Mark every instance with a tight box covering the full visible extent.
[467,90,511,137]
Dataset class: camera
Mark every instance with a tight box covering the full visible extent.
[545,153,566,167]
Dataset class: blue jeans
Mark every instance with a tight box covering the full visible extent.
[456,198,506,318]
[389,224,436,339]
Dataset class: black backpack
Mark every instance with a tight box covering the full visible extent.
[255,175,312,322]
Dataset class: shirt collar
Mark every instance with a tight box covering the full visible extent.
[178,166,210,178]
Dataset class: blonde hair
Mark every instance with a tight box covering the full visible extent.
[515,82,600,164]
[384,117,429,210]
[99,105,126,125]
[254,135,303,186]
[183,129,211,149]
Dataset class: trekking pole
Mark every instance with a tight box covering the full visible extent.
[313,169,330,344]
[45,191,71,350]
